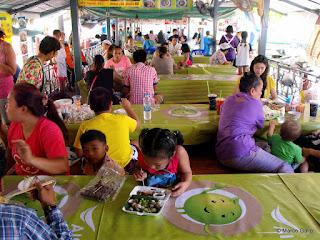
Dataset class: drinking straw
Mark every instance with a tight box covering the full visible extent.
[220,90,222,99]
[206,81,210,95]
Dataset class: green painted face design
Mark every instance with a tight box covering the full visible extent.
[183,193,242,225]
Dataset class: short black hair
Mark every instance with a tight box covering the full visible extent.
[181,44,190,53]
[226,25,233,34]
[89,87,112,112]
[133,49,147,63]
[53,29,61,36]
[128,36,133,40]
[144,34,149,39]
[159,47,168,58]
[239,72,262,93]
[39,36,61,55]
[172,34,179,39]
[80,130,106,146]
[241,31,248,39]
[161,42,169,47]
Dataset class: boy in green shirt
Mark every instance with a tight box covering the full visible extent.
[268,119,308,173]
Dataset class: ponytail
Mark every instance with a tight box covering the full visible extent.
[46,99,69,142]
[139,128,184,160]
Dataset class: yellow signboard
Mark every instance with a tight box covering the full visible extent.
[0,13,13,43]
[123,0,192,10]
[78,0,142,7]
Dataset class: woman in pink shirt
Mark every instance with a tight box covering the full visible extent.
[5,83,69,175]
[0,30,16,125]
[104,46,132,76]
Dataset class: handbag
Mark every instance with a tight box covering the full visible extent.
[87,68,103,104]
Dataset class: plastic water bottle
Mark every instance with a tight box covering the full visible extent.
[143,93,152,120]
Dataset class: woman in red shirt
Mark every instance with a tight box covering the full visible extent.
[5,83,69,175]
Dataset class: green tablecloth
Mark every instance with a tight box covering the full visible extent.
[66,104,320,146]
[157,74,238,103]
[129,56,211,64]
[66,104,219,146]
[3,174,320,239]
[173,64,237,75]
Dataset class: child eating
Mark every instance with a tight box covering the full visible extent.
[78,130,124,175]
[268,119,308,172]
[133,128,192,197]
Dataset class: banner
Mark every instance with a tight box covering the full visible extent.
[78,0,142,7]
[124,0,193,9]
[0,13,12,43]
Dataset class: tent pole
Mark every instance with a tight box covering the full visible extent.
[106,7,111,41]
[70,0,82,94]
[188,17,191,42]
[258,0,270,55]
[200,27,204,50]
[124,18,127,44]
[115,17,119,45]
[212,0,219,53]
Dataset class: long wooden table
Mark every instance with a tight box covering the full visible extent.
[65,104,320,147]
[3,174,320,239]
[156,74,238,103]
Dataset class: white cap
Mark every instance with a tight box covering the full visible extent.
[219,43,231,50]
[102,40,112,45]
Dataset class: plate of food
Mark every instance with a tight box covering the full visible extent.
[123,186,171,216]
[176,0,187,7]
[18,175,56,191]
[169,107,201,117]
[288,111,302,120]
[144,0,155,8]
[160,0,171,7]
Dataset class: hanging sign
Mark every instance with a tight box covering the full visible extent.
[78,0,142,7]
[0,13,12,43]
[123,0,193,9]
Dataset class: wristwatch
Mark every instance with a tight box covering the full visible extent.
[44,204,57,215]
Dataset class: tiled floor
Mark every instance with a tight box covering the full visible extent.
[185,142,237,175]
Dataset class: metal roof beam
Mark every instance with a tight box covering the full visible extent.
[9,0,50,14]
[40,4,69,17]
[278,0,319,15]
[270,8,287,16]
[306,0,320,7]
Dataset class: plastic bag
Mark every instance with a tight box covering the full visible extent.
[77,160,126,202]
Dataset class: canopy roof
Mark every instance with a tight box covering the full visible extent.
[0,0,319,19]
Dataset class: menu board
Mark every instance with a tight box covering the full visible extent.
[306,16,320,67]
[0,13,12,43]
[78,0,142,7]
[124,0,193,9]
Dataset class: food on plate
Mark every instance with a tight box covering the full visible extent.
[170,108,198,116]
[263,105,280,120]
[125,195,162,213]
[144,0,155,7]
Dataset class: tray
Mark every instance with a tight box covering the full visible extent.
[122,186,171,216]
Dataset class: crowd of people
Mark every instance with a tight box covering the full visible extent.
[0,24,319,238]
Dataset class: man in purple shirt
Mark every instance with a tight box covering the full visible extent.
[219,25,238,62]
[216,73,293,173]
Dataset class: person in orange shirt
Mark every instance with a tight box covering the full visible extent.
[66,34,87,91]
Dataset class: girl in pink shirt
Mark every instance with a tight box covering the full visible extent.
[6,83,69,175]
[104,46,132,76]
[133,128,192,197]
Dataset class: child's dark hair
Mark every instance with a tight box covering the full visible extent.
[250,55,269,91]
[280,120,302,142]
[80,130,106,146]
[181,44,190,53]
[39,36,61,55]
[89,87,112,112]
[239,72,262,93]
[144,34,149,39]
[139,128,184,160]
[133,49,147,63]
[161,42,168,47]
[13,83,69,141]
[241,31,248,40]
[93,55,104,74]
[159,47,168,58]
[226,25,233,34]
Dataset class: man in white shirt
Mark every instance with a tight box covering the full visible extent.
[168,35,181,56]
[53,29,67,92]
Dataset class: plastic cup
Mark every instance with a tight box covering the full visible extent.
[208,94,217,110]
[72,95,82,107]
[216,98,225,115]
[310,100,318,117]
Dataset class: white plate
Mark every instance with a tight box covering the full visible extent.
[114,109,127,115]
[18,176,56,191]
[122,186,171,216]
